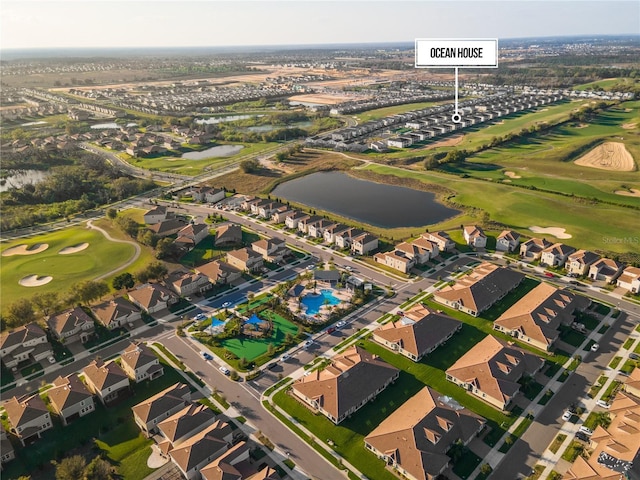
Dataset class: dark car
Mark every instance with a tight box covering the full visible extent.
[575,431,590,442]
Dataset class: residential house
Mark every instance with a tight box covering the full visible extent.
[249,199,271,216]
[258,201,286,219]
[445,335,544,410]
[0,322,52,369]
[494,283,591,352]
[372,303,461,361]
[496,230,521,252]
[271,208,296,224]
[625,368,640,398]
[120,342,164,383]
[91,297,141,330]
[588,258,625,283]
[335,228,365,250]
[169,420,233,480]
[351,232,379,255]
[297,215,323,234]
[82,359,131,406]
[434,263,524,317]
[463,225,487,248]
[374,250,415,274]
[0,430,15,465]
[285,211,307,230]
[616,266,640,294]
[174,223,210,251]
[195,260,242,285]
[47,374,95,425]
[565,250,600,277]
[47,306,95,345]
[291,345,400,424]
[192,186,225,204]
[128,283,179,314]
[541,243,576,267]
[227,248,264,272]
[144,205,168,224]
[425,231,455,252]
[312,269,341,287]
[214,224,243,247]
[323,223,350,245]
[4,395,52,446]
[251,238,289,263]
[519,238,552,260]
[200,442,251,480]
[148,218,188,237]
[167,271,212,297]
[307,219,336,239]
[365,387,486,480]
[132,383,191,435]
[157,403,217,452]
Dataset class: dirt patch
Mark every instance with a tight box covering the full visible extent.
[422,134,464,150]
[540,108,549,112]
[504,171,522,179]
[622,123,637,130]
[288,93,354,105]
[615,188,640,197]
[574,142,635,172]
[529,226,572,239]
[575,123,589,129]
[19,274,53,287]
[2,243,49,256]
[59,242,89,254]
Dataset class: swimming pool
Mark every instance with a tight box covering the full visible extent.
[301,289,341,316]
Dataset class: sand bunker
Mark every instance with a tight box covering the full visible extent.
[59,243,89,254]
[575,142,635,172]
[622,123,637,130]
[2,243,49,257]
[19,274,53,287]
[529,226,572,239]
[504,171,522,179]
[615,188,640,197]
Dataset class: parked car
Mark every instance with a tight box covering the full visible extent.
[303,340,313,349]
[579,426,593,436]
[596,399,610,409]
[629,353,639,360]
[221,301,232,308]
[193,313,206,321]
[575,431,590,442]
[590,343,600,352]
[281,353,291,361]
[201,351,213,361]
[219,366,231,375]
[562,411,572,421]
[544,272,555,278]
[326,327,336,334]
[47,356,56,364]
[336,320,346,329]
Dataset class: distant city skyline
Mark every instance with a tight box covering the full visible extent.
[1,0,639,51]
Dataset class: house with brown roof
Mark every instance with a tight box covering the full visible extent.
[148,218,188,237]
[120,342,164,383]
[4,394,52,446]
[445,335,544,410]
[200,441,279,480]
[434,263,525,317]
[496,230,521,253]
[91,297,141,330]
[365,387,486,480]
[351,232,379,255]
[616,266,640,294]
[174,223,210,251]
[541,243,576,267]
[565,250,600,277]
[214,224,243,247]
[323,223,350,245]
[167,271,212,297]
[373,304,461,361]
[588,258,625,283]
[625,368,640,399]
[0,322,52,369]
[425,231,455,252]
[157,403,217,452]
[291,345,399,424]
[374,250,415,274]
[47,374,95,425]
[285,211,307,230]
[271,208,296,224]
[297,215,323,234]
[169,420,233,480]
[257,201,286,219]
[47,306,95,344]
[251,238,289,263]
[563,390,640,480]
[143,205,168,224]
[307,219,336,239]
[227,248,264,272]
[82,359,131,406]
[519,237,552,260]
[132,383,191,435]
[463,225,487,248]
[128,283,179,314]
[195,260,242,285]
[494,283,591,352]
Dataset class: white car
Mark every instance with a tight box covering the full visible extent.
[193,313,205,321]
[590,343,600,352]
[579,426,593,436]
[303,340,313,349]
[562,411,572,421]
[47,356,56,364]
[596,400,610,409]
[306,265,315,270]
[336,320,346,329]
[221,301,232,308]
[345,266,353,272]
[219,366,231,376]
[281,353,291,361]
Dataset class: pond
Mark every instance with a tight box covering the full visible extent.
[272,171,460,228]
[0,170,49,192]
[195,115,261,125]
[181,145,244,160]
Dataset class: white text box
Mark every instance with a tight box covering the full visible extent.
[415,38,498,68]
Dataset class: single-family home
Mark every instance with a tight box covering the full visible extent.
[200,442,252,480]
[519,238,552,260]
[195,260,242,285]
[47,374,95,425]
[82,359,131,406]
[291,345,399,424]
[285,211,307,230]
[625,368,640,398]
[307,219,336,239]
[167,271,212,297]
[334,228,364,250]
[445,335,544,410]
[588,258,625,283]
[91,297,141,330]
[0,430,15,465]
[463,225,487,248]
[271,208,296,224]
[214,224,243,247]
[192,186,225,204]
[128,283,179,314]
[616,266,640,293]
[4,394,52,446]
[496,230,521,252]
[434,263,525,317]
[47,306,95,345]
[373,303,461,361]
[132,383,192,435]
[297,215,323,234]
[227,248,264,272]
[0,322,52,369]
[157,403,217,452]
[425,231,455,252]
[494,283,591,351]
[257,201,286,219]
[365,387,486,480]
[148,218,188,237]
[251,238,289,263]
[565,250,600,276]
[174,223,210,251]
[120,342,164,383]
[351,232,379,255]
[323,223,350,245]
[143,205,168,224]
[541,243,576,267]
[374,250,415,274]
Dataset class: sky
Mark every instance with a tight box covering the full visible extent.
[1,0,639,51]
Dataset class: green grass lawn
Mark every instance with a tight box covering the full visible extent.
[0,224,137,315]
[559,327,586,348]
[481,277,540,321]
[452,450,482,479]
[609,356,623,369]
[549,433,567,454]
[623,338,635,350]
[180,228,261,267]
[561,440,585,462]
